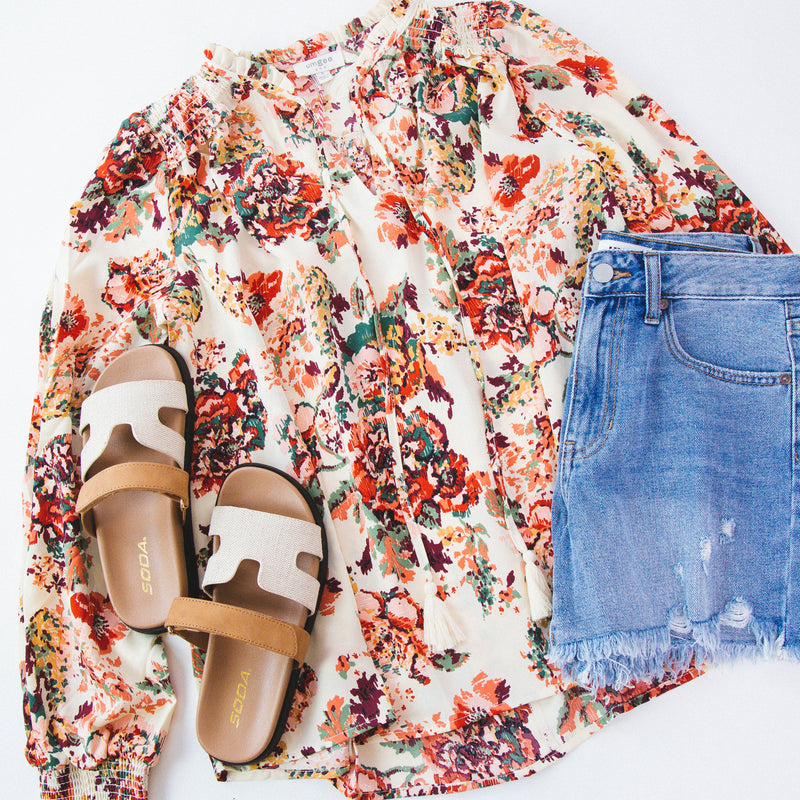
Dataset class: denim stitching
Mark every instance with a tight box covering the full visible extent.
[663,304,788,385]
[601,233,756,254]
[572,296,628,460]
[784,299,800,465]
[569,297,618,457]
[591,291,800,303]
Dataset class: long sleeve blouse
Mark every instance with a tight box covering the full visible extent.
[21,1,788,798]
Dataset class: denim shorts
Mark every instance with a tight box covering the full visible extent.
[548,229,800,690]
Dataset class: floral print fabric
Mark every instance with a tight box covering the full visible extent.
[21,0,787,798]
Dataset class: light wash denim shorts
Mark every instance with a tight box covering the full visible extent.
[548,229,800,690]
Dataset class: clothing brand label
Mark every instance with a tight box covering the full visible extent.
[230,670,251,728]
[138,538,153,595]
[294,48,345,80]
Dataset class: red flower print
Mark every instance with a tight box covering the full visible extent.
[319,576,343,616]
[556,55,617,97]
[228,152,327,246]
[400,409,481,517]
[457,251,527,349]
[375,193,423,249]
[385,593,423,632]
[70,591,127,654]
[102,261,141,313]
[484,154,541,210]
[713,199,760,234]
[243,270,282,326]
[431,451,476,514]
[349,417,401,511]
[192,353,267,493]
[56,291,89,344]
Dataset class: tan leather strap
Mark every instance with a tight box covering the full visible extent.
[76,462,189,536]
[165,597,311,665]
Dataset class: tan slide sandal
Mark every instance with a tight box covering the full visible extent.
[165,464,327,764]
[75,343,198,633]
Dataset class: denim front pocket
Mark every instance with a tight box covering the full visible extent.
[663,298,791,384]
[561,294,628,464]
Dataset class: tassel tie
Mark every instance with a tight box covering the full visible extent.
[406,517,465,652]
[504,512,552,622]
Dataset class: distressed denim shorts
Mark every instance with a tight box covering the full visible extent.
[548,229,800,690]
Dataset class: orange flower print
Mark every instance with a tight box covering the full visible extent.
[556,54,617,97]
[319,576,342,616]
[484,153,541,210]
[94,116,164,196]
[558,687,603,735]
[450,672,512,728]
[56,290,89,344]
[69,591,127,655]
[385,593,423,632]
[400,409,482,520]
[317,696,350,743]
[375,193,423,248]
[243,269,282,326]
[349,417,401,512]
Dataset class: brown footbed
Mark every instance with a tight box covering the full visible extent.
[196,466,322,764]
[82,346,190,631]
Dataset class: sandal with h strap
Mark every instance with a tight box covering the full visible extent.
[166,463,327,764]
[75,343,197,632]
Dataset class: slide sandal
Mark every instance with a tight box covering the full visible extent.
[166,464,327,764]
[75,343,197,633]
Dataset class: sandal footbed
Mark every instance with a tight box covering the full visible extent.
[195,464,327,765]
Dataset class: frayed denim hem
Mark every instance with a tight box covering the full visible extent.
[548,600,798,693]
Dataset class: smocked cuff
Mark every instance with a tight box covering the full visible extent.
[40,759,148,800]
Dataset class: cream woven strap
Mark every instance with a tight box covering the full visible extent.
[79,380,188,480]
[203,505,323,613]
[166,597,310,663]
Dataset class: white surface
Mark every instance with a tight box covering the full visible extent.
[2,1,799,798]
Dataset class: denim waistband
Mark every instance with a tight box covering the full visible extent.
[586,250,800,307]
[598,229,763,253]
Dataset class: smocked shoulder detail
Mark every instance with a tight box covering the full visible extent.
[142,76,235,175]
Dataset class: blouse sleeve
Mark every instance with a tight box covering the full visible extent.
[490,1,789,355]
[21,112,178,800]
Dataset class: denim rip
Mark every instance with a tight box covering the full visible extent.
[548,230,800,690]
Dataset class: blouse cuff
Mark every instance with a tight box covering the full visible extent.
[39,759,149,800]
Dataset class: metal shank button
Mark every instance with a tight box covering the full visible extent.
[780,373,792,385]
[592,262,614,283]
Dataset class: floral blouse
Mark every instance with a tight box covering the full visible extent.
[21,1,787,799]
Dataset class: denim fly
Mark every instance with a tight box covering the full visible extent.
[548,229,800,690]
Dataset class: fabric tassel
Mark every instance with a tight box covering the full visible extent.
[523,552,552,622]
[423,580,465,652]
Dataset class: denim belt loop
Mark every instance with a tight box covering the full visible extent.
[644,251,662,325]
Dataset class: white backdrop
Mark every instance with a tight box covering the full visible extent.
[2,2,799,798]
